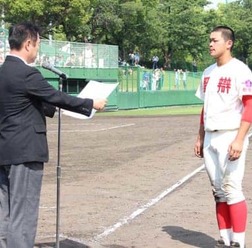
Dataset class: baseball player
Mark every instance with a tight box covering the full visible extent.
[194,26,252,248]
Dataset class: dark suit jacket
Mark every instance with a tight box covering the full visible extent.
[0,56,93,165]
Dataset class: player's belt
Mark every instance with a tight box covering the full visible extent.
[208,129,238,132]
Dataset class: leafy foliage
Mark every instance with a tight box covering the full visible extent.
[0,0,252,69]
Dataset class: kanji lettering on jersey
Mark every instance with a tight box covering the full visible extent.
[217,77,231,94]
[203,77,210,92]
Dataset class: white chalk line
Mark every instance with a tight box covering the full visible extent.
[94,132,252,241]
[55,164,205,245]
[39,206,56,209]
[47,123,135,133]
[40,132,252,244]
[93,164,205,241]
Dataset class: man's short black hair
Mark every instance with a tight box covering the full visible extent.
[8,22,40,50]
[211,25,235,49]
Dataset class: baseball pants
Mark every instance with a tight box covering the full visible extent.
[203,130,249,205]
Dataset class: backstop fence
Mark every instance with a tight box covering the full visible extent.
[1,28,202,110]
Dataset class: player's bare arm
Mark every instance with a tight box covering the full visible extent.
[194,124,205,158]
[194,107,205,158]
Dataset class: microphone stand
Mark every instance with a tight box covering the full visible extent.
[41,64,67,248]
[56,76,64,248]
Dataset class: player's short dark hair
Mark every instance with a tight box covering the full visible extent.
[8,22,40,50]
[211,25,235,50]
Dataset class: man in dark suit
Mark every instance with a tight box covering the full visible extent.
[0,22,107,248]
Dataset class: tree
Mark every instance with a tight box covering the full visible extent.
[88,0,123,44]
[0,0,91,41]
[155,0,209,69]
[216,0,252,65]
[0,0,251,69]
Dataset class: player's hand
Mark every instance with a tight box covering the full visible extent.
[93,98,107,111]
[194,139,204,158]
[228,140,243,161]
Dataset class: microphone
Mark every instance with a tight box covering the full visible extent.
[42,62,67,79]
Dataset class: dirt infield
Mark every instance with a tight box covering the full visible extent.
[34,114,252,248]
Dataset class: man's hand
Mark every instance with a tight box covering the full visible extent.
[194,139,204,158]
[228,120,251,161]
[228,139,243,161]
[93,98,107,111]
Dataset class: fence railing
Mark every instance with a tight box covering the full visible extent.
[0,28,118,69]
[118,66,202,92]
[37,40,118,69]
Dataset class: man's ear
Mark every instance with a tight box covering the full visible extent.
[24,39,31,52]
[227,40,233,50]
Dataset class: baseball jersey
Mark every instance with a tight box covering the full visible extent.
[196,58,252,131]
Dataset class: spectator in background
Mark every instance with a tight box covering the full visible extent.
[192,59,197,73]
[152,55,159,70]
[174,69,180,89]
[159,67,165,89]
[40,54,51,66]
[134,52,140,66]
[83,44,93,68]
[64,53,77,67]
[141,71,150,90]
[129,52,135,66]
[152,68,160,90]
[182,69,187,89]
[54,54,64,67]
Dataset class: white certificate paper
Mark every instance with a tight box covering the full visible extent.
[62,80,118,119]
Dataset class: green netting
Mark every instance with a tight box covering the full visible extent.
[0,29,118,69]
[37,40,118,69]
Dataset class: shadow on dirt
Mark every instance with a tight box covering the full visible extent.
[162,225,216,248]
[34,238,90,248]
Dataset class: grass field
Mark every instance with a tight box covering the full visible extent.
[98,105,203,117]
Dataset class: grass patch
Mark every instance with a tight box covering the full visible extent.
[98,105,203,117]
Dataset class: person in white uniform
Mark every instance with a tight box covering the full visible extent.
[194,26,252,248]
